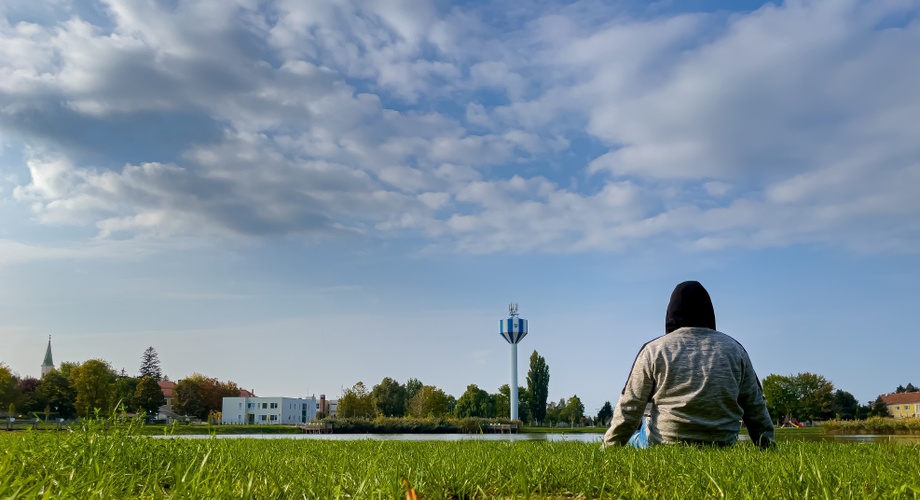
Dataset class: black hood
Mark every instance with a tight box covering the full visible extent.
[665,281,716,333]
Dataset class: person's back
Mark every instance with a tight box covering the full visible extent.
[603,281,774,448]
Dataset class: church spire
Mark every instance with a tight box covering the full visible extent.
[41,336,54,377]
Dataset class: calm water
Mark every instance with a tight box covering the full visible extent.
[154,433,920,444]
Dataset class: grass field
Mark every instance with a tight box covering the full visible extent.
[2,424,919,498]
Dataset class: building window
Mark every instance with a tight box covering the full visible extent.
[262,403,267,409]
[270,403,278,409]
[239,403,242,409]
[270,415,277,421]
[260,415,267,421]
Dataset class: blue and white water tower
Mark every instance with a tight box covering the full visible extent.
[500,303,528,421]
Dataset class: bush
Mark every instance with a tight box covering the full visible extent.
[821,417,920,435]
[323,416,515,434]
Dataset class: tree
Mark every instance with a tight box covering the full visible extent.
[408,385,450,418]
[139,347,163,381]
[454,384,494,418]
[493,385,510,419]
[545,398,565,426]
[762,374,795,422]
[175,374,240,420]
[830,390,859,420]
[133,376,166,415]
[794,372,834,421]
[337,381,376,418]
[526,351,550,425]
[175,375,207,419]
[16,377,43,415]
[562,395,585,427]
[0,364,14,413]
[69,359,117,417]
[405,378,423,405]
[896,385,906,394]
[35,369,76,420]
[869,396,889,417]
[493,384,530,421]
[906,383,918,393]
[371,377,406,417]
[112,376,140,412]
[597,401,614,427]
[762,372,834,422]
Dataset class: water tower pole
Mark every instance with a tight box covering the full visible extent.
[500,304,528,421]
[510,341,519,421]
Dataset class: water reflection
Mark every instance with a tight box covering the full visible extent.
[154,432,920,444]
[157,433,603,442]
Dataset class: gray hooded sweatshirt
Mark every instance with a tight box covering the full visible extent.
[603,281,774,447]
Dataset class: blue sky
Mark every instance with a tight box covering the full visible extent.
[1,0,918,414]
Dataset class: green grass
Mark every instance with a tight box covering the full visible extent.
[2,424,920,499]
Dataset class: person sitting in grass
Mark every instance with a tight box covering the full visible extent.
[603,281,774,448]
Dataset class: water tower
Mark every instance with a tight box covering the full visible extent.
[499,303,528,421]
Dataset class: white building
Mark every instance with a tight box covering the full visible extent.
[222,396,323,425]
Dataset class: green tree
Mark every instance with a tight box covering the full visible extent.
[133,376,166,415]
[175,375,206,418]
[446,394,457,415]
[139,347,163,381]
[337,381,376,418]
[597,401,614,426]
[112,376,140,411]
[405,378,423,406]
[69,359,117,417]
[371,377,406,417]
[830,390,859,420]
[408,385,450,418]
[545,398,565,426]
[35,369,76,419]
[492,385,510,419]
[762,372,834,422]
[16,377,43,415]
[794,372,834,421]
[563,395,585,427]
[493,384,529,421]
[762,374,797,422]
[175,374,240,420]
[0,364,14,413]
[526,350,550,425]
[454,384,494,418]
[869,396,889,417]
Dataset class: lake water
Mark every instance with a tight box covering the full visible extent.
[155,433,920,444]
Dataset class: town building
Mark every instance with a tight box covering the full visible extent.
[222,396,320,425]
[880,392,920,419]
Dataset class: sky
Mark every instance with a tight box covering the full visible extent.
[1,0,918,415]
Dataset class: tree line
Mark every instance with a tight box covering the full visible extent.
[591,372,910,427]
[760,373,912,423]
[6,346,907,426]
[0,347,241,421]
[334,351,586,426]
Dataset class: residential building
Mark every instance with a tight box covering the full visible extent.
[222,396,319,425]
[156,380,178,421]
[880,392,920,419]
[318,394,338,417]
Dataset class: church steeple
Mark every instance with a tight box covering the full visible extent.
[41,336,54,377]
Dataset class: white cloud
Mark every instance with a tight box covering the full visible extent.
[1,0,919,260]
